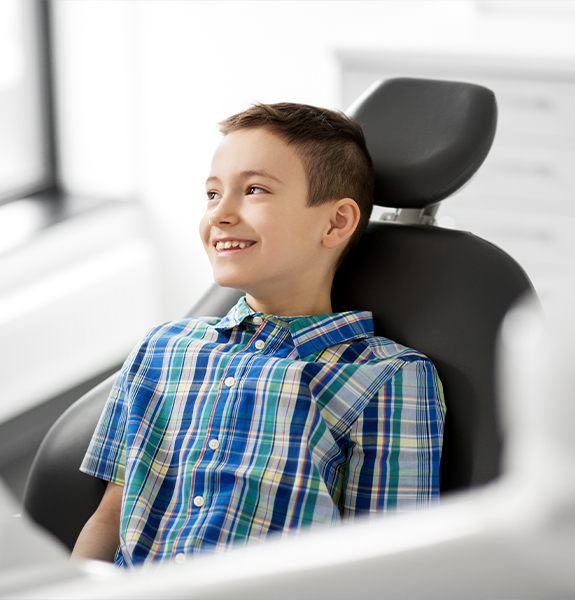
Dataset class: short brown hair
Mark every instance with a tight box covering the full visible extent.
[219,102,374,259]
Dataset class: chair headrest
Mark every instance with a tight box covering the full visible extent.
[347,78,497,210]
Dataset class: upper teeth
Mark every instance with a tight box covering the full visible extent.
[216,241,248,251]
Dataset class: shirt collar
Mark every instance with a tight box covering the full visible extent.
[215,296,374,358]
[215,296,256,330]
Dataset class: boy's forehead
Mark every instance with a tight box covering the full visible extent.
[208,128,304,183]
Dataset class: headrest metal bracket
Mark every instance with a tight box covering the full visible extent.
[379,204,439,226]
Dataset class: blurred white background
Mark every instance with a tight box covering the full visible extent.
[52,0,482,320]
[47,0,575,317]
[1,0,575,494]
[49,0,575,307]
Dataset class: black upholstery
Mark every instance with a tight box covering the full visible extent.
[333,224,532,491]
[23,78,535,551]
[22,376,112,551]
[349,78,497,208]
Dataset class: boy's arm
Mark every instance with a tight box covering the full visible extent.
[71,481,123,562]
[341,357,445,515]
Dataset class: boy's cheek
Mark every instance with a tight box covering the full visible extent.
[203,241,215,262]
[198,217,211,248]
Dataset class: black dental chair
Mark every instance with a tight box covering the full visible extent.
[23,78,536,551]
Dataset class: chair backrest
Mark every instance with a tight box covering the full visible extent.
[338,77,533,490]
[333,224,532,491]
[23,78,535,550]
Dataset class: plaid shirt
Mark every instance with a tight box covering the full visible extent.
[81,297,445,567]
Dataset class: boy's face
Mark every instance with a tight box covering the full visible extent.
[200,127,337,311]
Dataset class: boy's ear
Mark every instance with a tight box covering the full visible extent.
[322,198,361,250]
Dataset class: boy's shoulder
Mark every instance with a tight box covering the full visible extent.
[359,330,434,366]
[140,315,221,345]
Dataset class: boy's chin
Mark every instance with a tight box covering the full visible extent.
[212,273,248,293]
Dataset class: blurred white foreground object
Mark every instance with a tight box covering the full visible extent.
[3,284,575,599]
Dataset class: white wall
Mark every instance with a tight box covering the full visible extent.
[52,0,575,319]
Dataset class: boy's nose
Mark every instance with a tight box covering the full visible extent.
[208,197,240,227]
[209,211,239,228]
[209,213,235,227]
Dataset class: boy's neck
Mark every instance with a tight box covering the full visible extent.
[245,290,333,317]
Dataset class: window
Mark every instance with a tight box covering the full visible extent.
[0,0,54,205]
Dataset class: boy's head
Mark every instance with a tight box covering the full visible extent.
[218,103,374,252]
[201,102,375,316]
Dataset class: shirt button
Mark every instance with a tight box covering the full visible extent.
[175,553,186,564]
[255,340,265,350]
[208,438,220,450]
[224,376,235,387]
[253,316,263,325]
[193,495,205,507]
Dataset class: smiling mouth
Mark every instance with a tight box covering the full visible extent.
[214,240,255,252]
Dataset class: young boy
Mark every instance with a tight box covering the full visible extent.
[72,103,445,567]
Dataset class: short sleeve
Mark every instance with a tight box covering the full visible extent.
[79,328,157,485]
[341,356,445,516]
[80,370,129,485]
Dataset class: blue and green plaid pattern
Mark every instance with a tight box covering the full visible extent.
[81,296,445,567]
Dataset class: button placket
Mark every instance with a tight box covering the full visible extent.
[187,348,256,534]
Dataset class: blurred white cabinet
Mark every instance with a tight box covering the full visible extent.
[339,52,575,304]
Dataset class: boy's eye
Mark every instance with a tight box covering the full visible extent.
[207,191,221,200]
[247,186,267,195]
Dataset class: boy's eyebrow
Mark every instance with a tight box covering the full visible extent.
[206,170,284,186]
